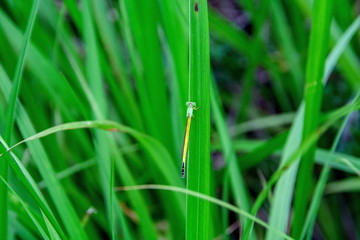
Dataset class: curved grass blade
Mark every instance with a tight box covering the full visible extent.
[0,65,87,239]
[0,120,185,238]
[0,136,67,239]
[0,176,50,240]
[4,0,39,142]
[265,13,360,240]
[0,120,182,187]
[300,92,360,240]
[244,96,360,238]
[211,79,252,236]
[0,1,40,238]
[115,184,294,240]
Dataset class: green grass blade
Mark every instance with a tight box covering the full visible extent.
[0,119,183,239]
[0,176,50,240]
[325,178,360,194]
[186,0,212,238]
[89,0,143,131]
[9,214,39,240]
[263,106,304,240]
[230,113,294,136]
[37,160,96,189]
[81,4,142,238]
[211,79,252,236]
[0,10,90,119]
[245,96,360,237]
[158,0,188,157]
[300,92,360,240]
[121,0,175,155]
[110,156,115,240]
[1,1,359,238]
[0,136,66,239]
[116,184,294,240]
[325,16,360,81]
[293,1,337,235]
[239,131,289,169]
[297,1,360,90]
[271,0,303,103]
[0,66,87,239]
[332,22,360,89]
[316,150,360,174]
[0,1,39,238]
[208,9,253,58]
[237,0,270,122]
[228,138,360,175]
[0,120,184,191]
[41,210,62,240]
[266,13,360,240]
[115,153,158,240]
[4,0,39,142]
[209,7,293,112]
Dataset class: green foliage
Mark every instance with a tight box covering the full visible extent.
[186,0,212,238]
[0,0,359,239]
[293,1,334,237]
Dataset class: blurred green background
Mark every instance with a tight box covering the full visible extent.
[0,0,359,239]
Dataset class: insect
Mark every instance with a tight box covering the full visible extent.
[181,101,198,178]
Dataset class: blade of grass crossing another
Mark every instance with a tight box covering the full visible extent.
[186,0,212,239]
[82,2,136,238]
[0,1,39,239]
[0,119,182,239]
[0,66,66,239]
[0,176,50,240]
[114,152,158,240]
[211,79,253,238]
[121,0,175,156]
[4,0,39,142]
[158,0,188,157]
[41,211,62,240]
[293,1,334,237]
[325,17,360,81]
[9,214,39,240]
[244,96,360,238]
[116,185,294,240]
[89,0,144,131]
[0,136,67,239]
[265,14,360,240]
[3,108,360,239]
[83,0,113,232]
[89,4,186,237]
[0,67,87,239]
[300,92,360,240]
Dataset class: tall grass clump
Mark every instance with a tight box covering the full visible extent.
[0,0,360,239]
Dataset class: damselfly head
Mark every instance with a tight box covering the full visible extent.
[186,101,196,108]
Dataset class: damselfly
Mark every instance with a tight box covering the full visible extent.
[181,101,198,178]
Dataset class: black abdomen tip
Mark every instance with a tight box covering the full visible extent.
[181,162,185,178]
